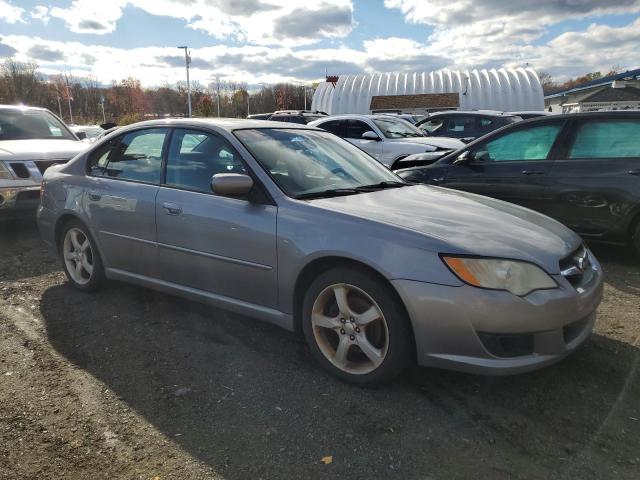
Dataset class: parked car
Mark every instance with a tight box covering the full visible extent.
[247,113,272,120]
[416,111,522,141]
[38,118,602,385]
[509,111,553,120]
[397,111,640,254]
[268,110,327,124]
[0,105,88,219]
[308,114,464,168]
[374,113,425,125]
[70,125,105,143]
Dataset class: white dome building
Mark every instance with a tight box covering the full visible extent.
[312,68,544,115]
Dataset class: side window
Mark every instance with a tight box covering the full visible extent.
[345,120,372,139]
[569,120,640,159]
[270,115,286,122]
[318,120,344,136]
[165,129,247,194]
[420,118,444,134]
[446,116,475,134]
[473,123,563,162]
[88,129,167,183]
[477,117,494,132]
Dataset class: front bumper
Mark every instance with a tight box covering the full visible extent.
[392,260,603,375]
[0,185,41,219]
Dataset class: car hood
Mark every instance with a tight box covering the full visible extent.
[0,139,87,161]
[308,185,580,274]
[388,136,464,150]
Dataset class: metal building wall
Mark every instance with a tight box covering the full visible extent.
[311,68,544,114]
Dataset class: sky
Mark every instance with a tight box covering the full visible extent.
[1,0,639,87]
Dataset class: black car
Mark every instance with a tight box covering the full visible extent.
[268,110,327,124]
[416,111,522,141]
[247,113,273,120]
[397,112,640,254]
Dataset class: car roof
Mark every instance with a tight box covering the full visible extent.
[0,104,50,112]
[107,117,320,132]
[426,110,516,117]
[310,114,405,122]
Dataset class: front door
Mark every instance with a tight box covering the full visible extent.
[343,119,383,161]
[155,128,278,308]
[85,127,168,278]
[441,121,565,214]
[546,117,640,240]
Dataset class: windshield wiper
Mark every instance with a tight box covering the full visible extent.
[295,188,360,200]
[354,181,407,191]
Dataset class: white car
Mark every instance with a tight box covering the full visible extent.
[70,125,105,143]
[308,114,464,168]
[0,105,88,219]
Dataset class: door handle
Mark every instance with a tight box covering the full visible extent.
[521,170,544,175]
[87,190,101,201]
[628,169,640,176]
[162,202,182,215]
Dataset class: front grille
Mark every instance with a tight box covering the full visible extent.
[15,189,40,207]
[478,332,534,358]
[9,162,30,179]
[35,160,67,174]
[559,245,592,288]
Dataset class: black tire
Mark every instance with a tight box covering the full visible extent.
[301,267,412,386]
[59,219,105,292]
[632,222,640,258]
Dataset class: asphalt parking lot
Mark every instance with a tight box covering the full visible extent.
[1,219,639,480]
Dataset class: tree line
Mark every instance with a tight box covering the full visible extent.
[0,59,315,125]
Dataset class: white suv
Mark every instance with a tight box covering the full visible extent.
[308,114,464,168]
[0,105,87,219]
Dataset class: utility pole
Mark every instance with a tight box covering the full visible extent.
[56,96,62,119]
[64,77,74,124]
[177,46,192,117]
[100,96,106,124]
[216,75,221,117]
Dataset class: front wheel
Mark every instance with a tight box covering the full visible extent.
[302,267,412,386]
[60,220,104,292]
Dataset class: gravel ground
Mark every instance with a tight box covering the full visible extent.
[0,219,639,480]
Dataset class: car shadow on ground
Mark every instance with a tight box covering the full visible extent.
[0,219,60,282]
[39,279,640,479]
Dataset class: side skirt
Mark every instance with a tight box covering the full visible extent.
[105,268,294,331]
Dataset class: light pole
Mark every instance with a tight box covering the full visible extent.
[177,46,192,117]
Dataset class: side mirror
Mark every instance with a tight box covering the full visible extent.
[453,150,473,166]
[361,131,380,141]
[76,131,87,140]
[211,173,254,197]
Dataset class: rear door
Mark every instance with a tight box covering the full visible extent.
[85,127,167,278]
[441,120,566,214]
[546,116,640,240]
[155,128,278,308]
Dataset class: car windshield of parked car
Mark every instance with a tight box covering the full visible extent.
[0,109,75,140]
[235,128,403,198]
[373,117,425,138]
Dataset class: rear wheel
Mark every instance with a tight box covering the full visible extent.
[60,220,104,292]
[302,267,412,386]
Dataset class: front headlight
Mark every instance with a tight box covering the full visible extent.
[442,256,557,296]
[0,162,13,180]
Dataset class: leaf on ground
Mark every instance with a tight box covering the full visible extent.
[320,456,333,465]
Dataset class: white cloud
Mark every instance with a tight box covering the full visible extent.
[385,0,640,77]
[30,5,51,24]
[47,0,355,46]
[0,0,25,23]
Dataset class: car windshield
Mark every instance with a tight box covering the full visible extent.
[373,117,424,138]
[235,128,404,198]
[0,109,75,141]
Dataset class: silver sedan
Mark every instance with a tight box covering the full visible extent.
[37,119,603,385]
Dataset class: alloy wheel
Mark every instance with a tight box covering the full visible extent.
[63,227,94,285]
[311,283,389,375]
